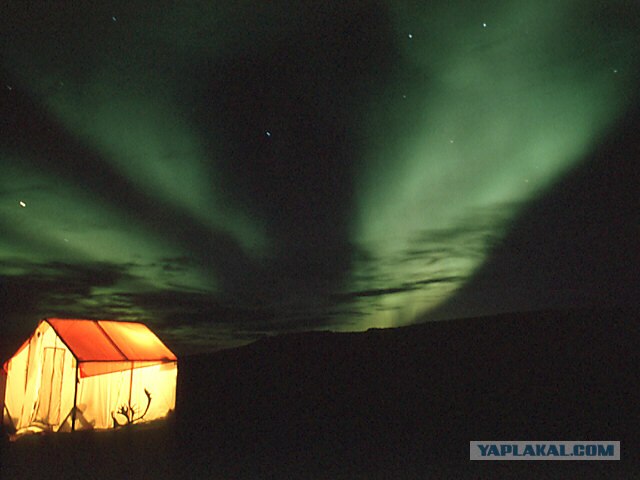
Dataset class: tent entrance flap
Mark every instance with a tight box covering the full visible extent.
[35,347,65,426]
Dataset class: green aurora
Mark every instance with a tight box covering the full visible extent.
[349,0,638,328]
[1,1,638,348]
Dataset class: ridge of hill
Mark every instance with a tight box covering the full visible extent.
[174,307,639,477]
[3,307,638,478]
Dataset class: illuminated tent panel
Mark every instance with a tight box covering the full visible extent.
[95,320,177,362]
[2,319,177,434]
[0,368,5,425]
[45,319,127,362]
[79,360,166,378]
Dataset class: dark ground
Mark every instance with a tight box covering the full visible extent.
[1,307,638,479]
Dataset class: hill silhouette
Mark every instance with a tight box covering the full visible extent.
[2,307,638,478]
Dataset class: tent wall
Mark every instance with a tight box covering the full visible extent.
[4,322,76,433]
[79,359,165,378]
[74,369,131,429]
[0,368,7,429]
[129,361,177,423]
[75,361,177,430]
[3,333,31,431]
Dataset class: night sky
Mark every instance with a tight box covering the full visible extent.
[1,1,639,352]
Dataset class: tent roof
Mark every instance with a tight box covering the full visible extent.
[45,318,177,363]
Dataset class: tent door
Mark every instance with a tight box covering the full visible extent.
[35,347,65,427]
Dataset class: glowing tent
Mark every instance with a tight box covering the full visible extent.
[2,318,177,434]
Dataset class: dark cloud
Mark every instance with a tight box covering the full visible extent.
[410,204,517,256]
[0,260,133,331]
[334,276,463,301]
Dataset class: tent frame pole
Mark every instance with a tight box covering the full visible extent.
[128,361,134,421]
[71,362,78,431]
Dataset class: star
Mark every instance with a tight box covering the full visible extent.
[19,201,26,208]
[482,22,487,28]
[265,131,272,137]
[112,16,117,22]
[408,33,413,39]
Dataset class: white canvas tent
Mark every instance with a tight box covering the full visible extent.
[2,318,177,434]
